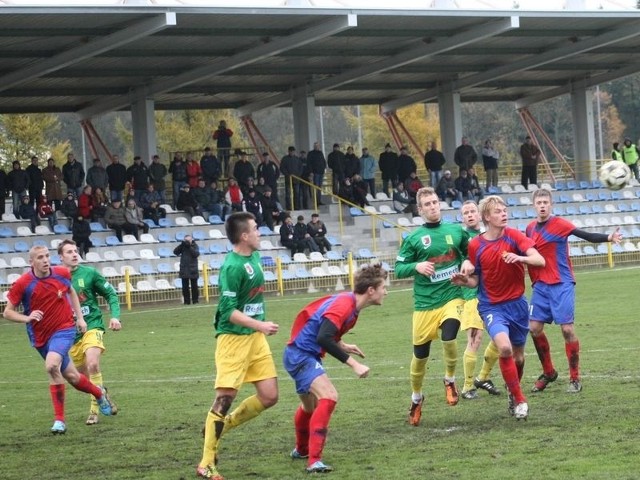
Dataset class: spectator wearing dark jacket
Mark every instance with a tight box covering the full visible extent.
[280,146,304,210]
[242,189,263,226]
[232,152,255,193]
[307,213,331,254]
[127,156,150,204]
[7,160,29,218]
[61,191,78,220]
[453,136,478,174]
[62,153,85,197]
[327,143,346,195]
[212,120,233,176]
[293,215,319,254]
[140,183,166,226]
[104,199,136,242]
[256,152,280,201]
[279,214,300,256]
[173,235,200,305]
[343,146,361,180]
[106,154,127,202]
[200,147,221,185]
[72,215,92,258]
[176,184,202,218]
[26,156,44,207]
[169,153,188,208]
[86,158,109,193]
[260,187,284,232]
[18,195,39,232]
[148,154,168,204]
[308,141,326,204]
[424,141,446,188]
[397,146,417,186]
[378,143,399,197]
[0,167,7,217]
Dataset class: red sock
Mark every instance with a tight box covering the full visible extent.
[565,340,580,381]
[308,398,336,465]
[294,406,313,456]
[532,332,555,375]
[72,373,103,399]
[49,384,65,422]
[499,356,526,404]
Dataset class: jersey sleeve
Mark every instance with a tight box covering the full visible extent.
[320,295,353,336]
[513,228,536,253]
[217,263,243,323]
[92,269,121,319]
[6,276,26,308]
[395,235,418,278]
[554,217,578,237]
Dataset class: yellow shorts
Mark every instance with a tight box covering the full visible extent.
[461,298,484,331]
[412,298,464,345]
[214,332,277,390]
[69,329,105,367]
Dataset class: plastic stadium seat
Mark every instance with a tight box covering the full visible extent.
[175,216,191,226]
[158,247,173,258]
[579,180,590,189]
[35,225,52,235]
[32,239,47,248]
[17,226,34,236]
[277,253,292,264]
[122,234,139,244]
[500,185,512,193]
[583,246,597,255]
[592,179,603,188]
[140,233,159,243]
[566,180,577,190]
[260,240,274,250]
[2,213,18,221]
[14,241,29,252]
[578,205,592,215]
[311,267,328,277]
[326,236,341,246]
[85,252,103,263]
[155,279,174,290]
[101,267,119,277]
[90,237,105,248]
[139,264,156,275]
[506,197,518,206]
[281,270,294,280]
[598,191,612,201]
[158,232,172,243]
[379,205,394,214]
[11,257,28,267]
[90,222,106,232]
[569,246,583,256]
[591,204,604,214]
[175,231,187,242]
[0,226,13,237]
[143,219,157,229]
[120,265,139,275]
[209,244,225,255]
[325,250,343,261]
[7,273,21,284]
[375,192,390,201]
[158,218,174,227]
[160,204,175,213]
[295,268,311,279]
[209,258,223,269]
[259,226,273,235]
[585,192,598,202]
[191,215,208,225]
[122,249,138,260]
[412,217,423,226]
[140,249,159,260]
[327,265,343,276]
[309,251,324,261]
[209,229,224,239]
[293,253,309,262]
[264,270,277,282]
[208,215,224,225]
[209,275,219,286]
[192,230,206,241]
[356,248,375,259]
[106,236,121,246]
[350,207,364,217]
[397,217,412,227]
[565,206,579,216]
[554,181,566,190]
[54,224,71,234]
[0,242,10,254]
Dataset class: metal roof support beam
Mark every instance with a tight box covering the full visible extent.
[382,21,640,113]
[0,13,176,95]
[77,14,357,119]
[238,16,519,115]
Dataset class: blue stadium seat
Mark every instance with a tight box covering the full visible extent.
[192,230,206,241]
[91,236,106,247]
[552,206,566,216]
[554,181,566,190]
[0,242,10,253]
[54,224,71,234]
[50,254,61,265]
[558,194,570,203]
[350,207,364,217]
[261,256,275,267]
[258,226,273,236]
[597,244,609,254]
[209,258,222,269]
[578,205,592,215]
[209,275,219,286]
[585,192,598,202]
[506,197,518,206]
[158,247,173,258]
[591,204,604,214]
[579,181,590,189]
[14,241,29,252]
[618,203,631,212]
[105,236,121,246]
[32,239,47,248]
[295,268,311,279]
[451,200,463,209]
[592,179,603,188]
[157,262,173,273]
[139,264,156,275]
[326,250,343,261]
[566,180,577,190]
[0,226,14,237]
[356,248,375,259]
[525,208,536,218]
[326,235,341,246]
[175,231,187,242]
[487,186,501,194]
[90,222,106,232]
[209,244,225,254]
[264,270,277,282]
[565,205,579,216]
[143,219,157,229]
[277,253,292,264]
[598,191,612,201]
[159,218,174,227]
[281,270,294,280]
[611,191,623,201]
[158,232,172,243]
[173,278,182,288]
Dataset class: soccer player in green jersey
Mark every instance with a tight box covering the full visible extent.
[395,187,471,426]
[197,212,279,480]
[58,239,121,425]
[459,201,500,400]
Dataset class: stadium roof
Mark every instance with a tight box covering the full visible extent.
[0,5,639,117]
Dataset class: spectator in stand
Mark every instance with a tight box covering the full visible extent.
[176,184,202,219]
[19,195,40,232]
[467,167,484,202]
[294,215,319,254]
[280,213,301,256]
[42,158,64,211]
[307,213,332,254]
[436,170,462,205]
[257,152,280,202]
[281,146,303,210]
[379,143,399,198]
[61,191,78,220]
[185,153,202,189]
[124,198,149,240]
[327,143,346,196]
[243,177,257,197]
[86,158,108,193]
[37,194,57,231]
[242,189,264,227]
[174,235,200,305]
[611,142,623,161]
[78,185,93,220]
[126,155,150,205]
[140,183,166,226]
[104,199,135,242]
[338,177,356,206]
[91,187,108,224]
[405,171,424,205]
[254,176,268,197]
[424,141,446,188]
[397,146,417,187]
[520,136,541,190]
[7,160,30,218]
[351,174,370,208]
[62,153,85,198]
[169,152,188,209]
[454,137,478,175]
[209,180,231,220]
[0,166,6,217]
[213,120,233,177]
[106,154,127,203]
[455,170,473,201]
[260,187,285,232]
[481,139,500,191]
[360,147,376,197]
[393,182,413,214]
[193,178,213,215]
[72,214,92,258]
[343,146,360,180]
[308,142,326,204]
[233,151,256,194]
[300,150,312,209]
[200,147,221,185]
[225,177,244,212]
[26,156,44,208]
[148,154,168,205]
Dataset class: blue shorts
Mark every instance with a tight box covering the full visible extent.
[530,282,575,325]
[478,296,529,347]
[36,327,76,372]
[283,345,326,395]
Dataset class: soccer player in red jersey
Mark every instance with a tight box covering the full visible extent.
[3,246,114,434]
[452,196,545,420]
[526,189,622,393]
[283,264,388,473]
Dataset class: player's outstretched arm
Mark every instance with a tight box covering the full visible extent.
[572,227,622,245]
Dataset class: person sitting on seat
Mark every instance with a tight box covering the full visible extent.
[293,215,320,254]
[307,213,332,254]
[436,170,461,205]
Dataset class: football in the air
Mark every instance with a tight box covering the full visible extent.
[599,160,631,191]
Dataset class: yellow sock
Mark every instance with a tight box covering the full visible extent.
[478,341,500,381]
[462,350,477,392]
[89,372,103,414]
[223,395,265,434]
[410,356,428,394]
[442,340,458,379]
[200,411,225,468]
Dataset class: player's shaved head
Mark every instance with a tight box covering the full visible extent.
[225,212,256,245]
[29,245,49,259]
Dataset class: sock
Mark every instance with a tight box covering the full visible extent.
[565,340,580,381]
[199,411,225,468]
[294,406,313,456]
[516,360,524,381]
[462,349,477,392]
[499,356,526,404]
[223,394,265,434]
[49,384,65,422]
[532,332,555,375]
[442,340,458,379]
[410,356,428,396]
[308,399,337,466]
[477,341,500,381]
[89,373,103,415]
[72,373,103,399]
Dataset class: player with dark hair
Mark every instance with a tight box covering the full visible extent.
[284,264,388,473]
[196,212,279,480]
[526,188,622,394]
[3,245,114,434]
[395,186,470,427]
[58,239,121,425]
[452,195,544,420]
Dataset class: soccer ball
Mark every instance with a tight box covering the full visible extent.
[599,160,631,191]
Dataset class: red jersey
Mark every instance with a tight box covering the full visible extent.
[526,216,576,285]
[468,227,535,305]
[6,266,75,348]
